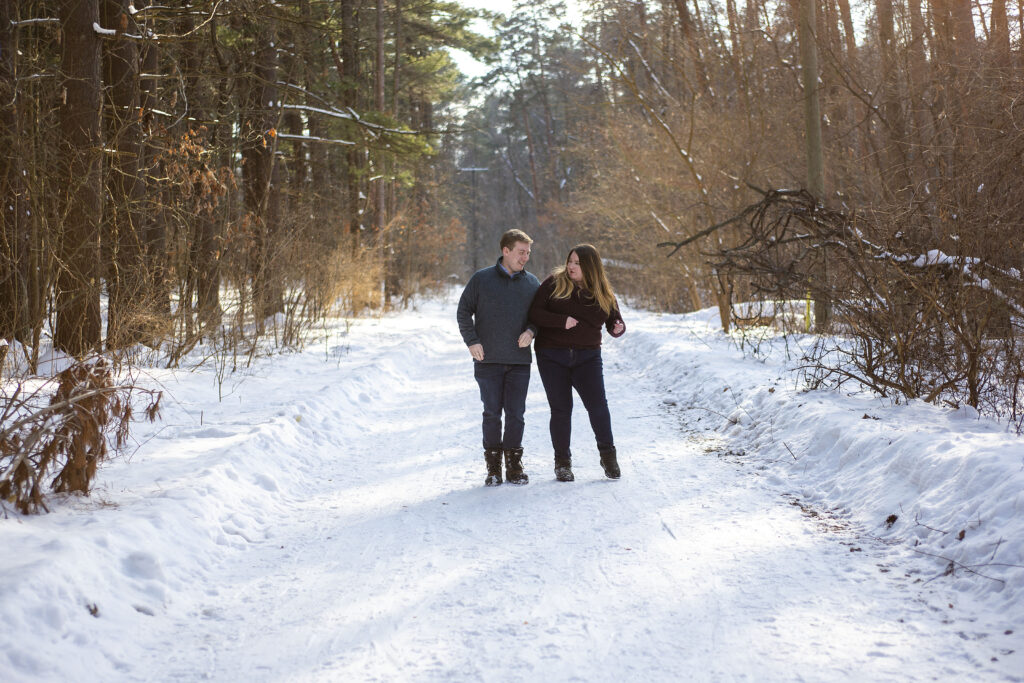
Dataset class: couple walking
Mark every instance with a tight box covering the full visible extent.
[456,229,626,486]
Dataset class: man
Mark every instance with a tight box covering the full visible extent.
[457,229,541,486]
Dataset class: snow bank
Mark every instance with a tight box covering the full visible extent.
[622,305,1024,614]
[0,316,433,680]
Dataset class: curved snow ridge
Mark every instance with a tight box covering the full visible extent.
[0,313,440,681]
[620,306,1024,612]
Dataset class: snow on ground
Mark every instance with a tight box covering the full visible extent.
[1,291,1022,681]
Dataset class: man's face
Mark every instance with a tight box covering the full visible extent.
[502,241,531,273]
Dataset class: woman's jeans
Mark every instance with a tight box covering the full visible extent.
[474,362,531,450]
[535,347,613,459]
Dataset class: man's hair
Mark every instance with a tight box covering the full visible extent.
[499,229,533,251]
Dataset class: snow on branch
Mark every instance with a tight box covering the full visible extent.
[279,102,421,136]
[93,22,145,40]
[501,152,535,200]
[627,38,676,104]
[276,133,355,147]
[650,210,672,233]
[10,18,61,27]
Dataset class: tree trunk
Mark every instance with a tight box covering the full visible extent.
[876,0,912,197]
[137,0,168,317]
[241,19,283,321]
[375,0,386,237]
[0,4,30,345]
[671,0,712,98]
[340,0,363,249]
[792,0,830,331]
[991,0,1010,57]
[101,0,147,349]
[54,0,103,356]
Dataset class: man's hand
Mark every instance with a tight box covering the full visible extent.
[517,330,535,348]
[565,316,579,330]
[468,343,484,361]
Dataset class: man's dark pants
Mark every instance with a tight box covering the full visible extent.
[474,362,531,449]
[535,347,613,459]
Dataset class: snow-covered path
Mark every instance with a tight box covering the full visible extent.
[3,295,1021,681]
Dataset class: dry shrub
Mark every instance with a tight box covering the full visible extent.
[310,244,385,316]
[387,207,465,306]
[0,359,161,514]
[708,189,1024,426]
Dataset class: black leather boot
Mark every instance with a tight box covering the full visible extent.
[484,448,503,486]
[598,444,620,479]
[503,447,529,485]
[554,453,574,482]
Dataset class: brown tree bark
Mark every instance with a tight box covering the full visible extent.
[791,0,830,331]
[876,0,913,196]
[54,0,103,356]
[101,0,147,349]
[241,18,283,320]
[991,0,1010,56]
[180,0,222,331]
[340,0,364,249]
[0,3,30,344]
[374,0,386,237]
[671,0,712,98]
[136,0,168,317]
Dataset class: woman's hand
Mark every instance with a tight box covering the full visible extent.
[517,330,534,348]
[565,316,578,330]
[612,321,624,335]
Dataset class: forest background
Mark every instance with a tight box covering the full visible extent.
[2,0,1024,510]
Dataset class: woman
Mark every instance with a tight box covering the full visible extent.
[529,244,625,481]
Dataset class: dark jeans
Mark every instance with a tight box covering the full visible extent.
[474,362,531,450]
[535,347,613,460]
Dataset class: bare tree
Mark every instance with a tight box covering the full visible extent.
[54,0,103,356]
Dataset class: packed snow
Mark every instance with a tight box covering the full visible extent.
[1,292,1022,681]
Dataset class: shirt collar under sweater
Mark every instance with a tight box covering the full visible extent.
[495,257,527,280]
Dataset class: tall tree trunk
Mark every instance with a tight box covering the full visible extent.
[241,19,283,321]
[102,0,146,349]
[340,0,363,249]
[393,0,403,118]
[792,0,830,331]
[184,3,222,331]
[876,0,912,197]
[374,0,386,237]
[55,0,103,356]
[0,4,30,345]
[991,0,1010,57]
[672,0,712,98]
[137,0,167,316]
[194,13,233,331]
[725,0,752,130]
[906,0,938,230]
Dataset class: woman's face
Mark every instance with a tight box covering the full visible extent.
[567,251,583,282]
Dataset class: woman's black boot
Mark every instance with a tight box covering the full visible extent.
[484,448,504,486]
[554,453,574,482]
[598,444,620,479]
[504,447,529,485]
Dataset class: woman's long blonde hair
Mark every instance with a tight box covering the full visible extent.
[550,244,617,315]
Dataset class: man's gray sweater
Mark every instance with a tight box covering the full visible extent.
[457,259,541,365]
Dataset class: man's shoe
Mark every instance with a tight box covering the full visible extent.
[484,448,503,486]
[504,447,529,485]
[554,455,574,482]
[598,445,620,479]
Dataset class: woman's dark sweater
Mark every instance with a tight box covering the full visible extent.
[529,275,626,349]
